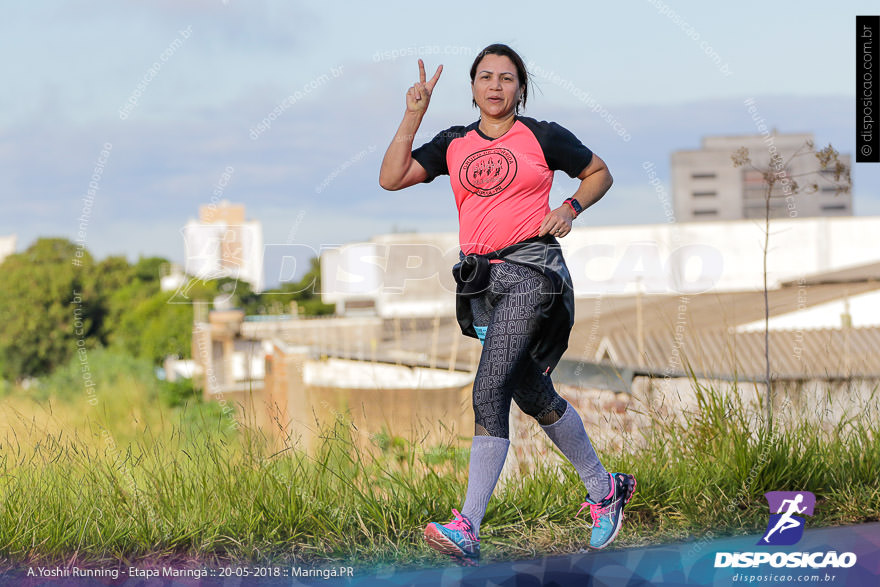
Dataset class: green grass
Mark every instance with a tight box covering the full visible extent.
[0,361,878,571]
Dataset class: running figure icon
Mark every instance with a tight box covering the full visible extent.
[759,491,816,546]
[762,494,807,543]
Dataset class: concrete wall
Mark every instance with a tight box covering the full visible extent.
[267,344,474,454]
[242,316,383,357]
[504,374,880,477]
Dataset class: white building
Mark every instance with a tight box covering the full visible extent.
[321,216,880,317]
[671,133,851,222]
[0,235,16,265]
[183,201,264,293]
[320,232,459,317]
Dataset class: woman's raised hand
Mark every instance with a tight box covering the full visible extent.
[406,59,443,115]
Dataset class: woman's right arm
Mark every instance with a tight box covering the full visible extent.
[379,59,442,191]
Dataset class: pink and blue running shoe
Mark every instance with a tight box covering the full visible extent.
[424,509,480,566]
[578,472,637,549]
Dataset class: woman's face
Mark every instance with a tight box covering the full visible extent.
[471,54,523,119]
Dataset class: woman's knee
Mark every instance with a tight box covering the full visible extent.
[513,388,567,425]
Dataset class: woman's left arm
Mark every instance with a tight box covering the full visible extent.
[538,154,613,237]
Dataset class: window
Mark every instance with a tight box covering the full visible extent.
[692,191,717,197]
[692,209,718,216]
[691,172,717,179]
[821,204,848,211]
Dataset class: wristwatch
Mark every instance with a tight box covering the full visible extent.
[564,197,583,217]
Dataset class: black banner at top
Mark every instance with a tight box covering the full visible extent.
[857,15,880,162]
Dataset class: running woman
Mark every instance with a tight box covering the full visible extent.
[379,43,636,565]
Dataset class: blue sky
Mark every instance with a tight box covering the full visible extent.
[1,0,878,284]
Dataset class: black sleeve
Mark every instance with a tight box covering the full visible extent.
[411,126,465,183]
[519,118,594,178]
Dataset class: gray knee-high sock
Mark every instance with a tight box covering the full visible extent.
[460,435,510,538]
[540,401,611,500]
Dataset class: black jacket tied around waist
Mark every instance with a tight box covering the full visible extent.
[451,234,575,375]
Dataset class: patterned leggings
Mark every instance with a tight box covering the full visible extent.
[470,261,567,438]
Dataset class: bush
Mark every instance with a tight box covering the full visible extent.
[159,377,199,408]
[39,347,158,403]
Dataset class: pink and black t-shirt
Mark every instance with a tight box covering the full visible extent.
[412,116,593,255]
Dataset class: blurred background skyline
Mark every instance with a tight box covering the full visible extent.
[2,0,878,286]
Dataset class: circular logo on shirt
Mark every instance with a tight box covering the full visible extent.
[459,148,518,197]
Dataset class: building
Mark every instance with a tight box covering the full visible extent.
[320,232,459,317]
[183,201,264,292]
[0,235,16,265]
[671,133,851,221]
[159,262,187,292]
[321,216,880,315]
[195,244,880,452]
[193,217,880,454]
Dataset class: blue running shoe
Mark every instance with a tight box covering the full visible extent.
[424,509,480,566]
[578,472,637,549]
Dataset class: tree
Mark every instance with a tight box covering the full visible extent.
[263,256,335,316]
[238,256,335,316]
[115,290,194,364]
[90,254,141,345]
[132,256,168,282]
[105,256,199,364]
[732,139,850,429]
[0,238,195,379]
[0,238,101,380]
[0,239,335,381]
[100,255,167,350]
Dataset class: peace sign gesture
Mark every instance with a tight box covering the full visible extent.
[406,58,443,115]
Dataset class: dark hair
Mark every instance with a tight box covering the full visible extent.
[469,43,529,113]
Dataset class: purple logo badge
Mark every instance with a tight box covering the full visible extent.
[759,491,816,546]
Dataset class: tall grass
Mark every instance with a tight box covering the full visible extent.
[0,365,877,570]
